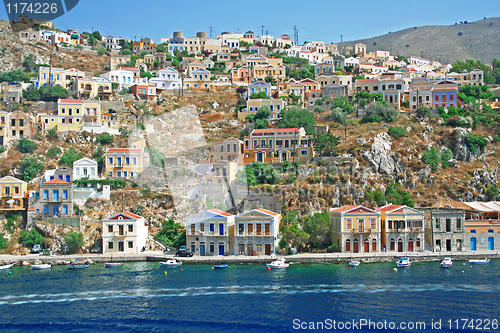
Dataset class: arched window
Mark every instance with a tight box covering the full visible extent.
[390,238,395,251]
[372,238,377,251]
[346,239,351,252]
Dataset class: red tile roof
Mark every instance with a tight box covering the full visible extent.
[256,208,279,216]
[209,208,233,217]
[123,211,142,219]
[330,205,359,212]
[253,128,300,133]
[44,178,69,184]
[356,79,378,82]
[58,99,82,103]
[377,204,404,212]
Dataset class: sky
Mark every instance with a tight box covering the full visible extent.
[1,0,499,44]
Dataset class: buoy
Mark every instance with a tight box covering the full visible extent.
[433,271,435,273]
[9,272,11,275]
[30,268,32,271]
[181,269,183,271]
[22,274,24,277]
[164,272,167,276]
[393,268,398,271]
[268,267,271,271]
[212,267,214,270]
[462,271,465,273]
[463,263,465,265]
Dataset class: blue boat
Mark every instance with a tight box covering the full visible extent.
[213,264,228,269]
[396,257,411,268]
[68,264,90,269]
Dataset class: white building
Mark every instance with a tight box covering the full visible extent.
[105,36,122,50]
[73,157,98,181]
[103,212,148,254]
[100,69,147,90]
[149,67,182,90]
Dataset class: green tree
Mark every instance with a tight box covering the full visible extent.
[87,35,97,46]
[38,85,69,102]
[0,234,7,250]
[332,96,354,114]
[46,128,58,140]
[387,126,407,138]
[18,228,44,249]
[121,49,131,55]
[312,130,340,156]
[96,132,114,145]
[23,85,41,101]
[17,156,44,181]
[464,133,488,155]
[422,147,440,171]
[487,186,499,200]
[0,69,30,83]
[145,145,166,168]
[361,102,398,123]
[59,147,83,167]
[155,219,185,249]
[47,146,61,158]
[22,54,36,72]
[96,46,107,56]
[240,161,280,186]
[302,212,332,249]
[17,138,37,154]
[63,232,84,254]
[278,108,316,134]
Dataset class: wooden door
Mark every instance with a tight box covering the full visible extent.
[265,244,271,255]
[353,241,359,253]
[364,241,369,253]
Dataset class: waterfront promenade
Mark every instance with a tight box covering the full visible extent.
[1,250,499,265]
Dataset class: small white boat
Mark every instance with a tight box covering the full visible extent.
[159,259,182,267]
[0,264,14,270]
[104,263,123,267]
[349,261,360,267]
[396,257,411,268]
[31,264,52,270]
[266,257,289,269]
[440,258,453,268]
[469,258,491,264]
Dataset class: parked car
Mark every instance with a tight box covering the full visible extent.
[175,250,193,257]
[179,245,186,251]
[31,244,41,254]
[90,246,101,253]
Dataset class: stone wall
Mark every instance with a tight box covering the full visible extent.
[56,46,98,56]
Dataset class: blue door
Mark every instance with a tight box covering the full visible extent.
[218,244,224,256]
[53,206,59,217]
[470,237,476,251]
[488,237,494,250]
[200,244,206,256]
[219,223,224,236]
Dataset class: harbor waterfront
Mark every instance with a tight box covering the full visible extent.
[0,259,500,332]
[2,250,500,265]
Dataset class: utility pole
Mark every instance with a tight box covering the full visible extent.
[261,26,264,36]
[293,26,298,45]
[210,26,212,39]
[340,35,343,55]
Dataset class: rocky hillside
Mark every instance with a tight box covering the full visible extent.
[344,17,500,64]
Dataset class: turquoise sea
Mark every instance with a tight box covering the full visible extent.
[0,260,499,332]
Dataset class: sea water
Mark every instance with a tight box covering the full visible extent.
[0,260,498,332]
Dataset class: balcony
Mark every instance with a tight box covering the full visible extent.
[112,231,128,237]
[351,228,371,233]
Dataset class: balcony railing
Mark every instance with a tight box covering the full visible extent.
[351,228,371,233]
[112,231,128,237]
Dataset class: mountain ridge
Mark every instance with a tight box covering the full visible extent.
[343,17,500,64]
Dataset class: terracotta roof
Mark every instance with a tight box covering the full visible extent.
[106,148,143,153]
[58,99,82,103]
[377,204,404,212]
[44,178,69,184]
[255,208,279,216]
[330,205,359,212]
[122,211,142,219]
[356,79,378,82]
[253,128,300,133]
[208,208,233,217]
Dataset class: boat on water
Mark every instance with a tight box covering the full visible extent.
[469,258,491,264]
[159,259,182,267]
[440,258,453,268]
[213,264,229,269]
[349,261,360,267]
[104,263,123,267]
[31,264,52,270]
[0,264,14,270]
[68,264,90,269]
[396,257,411,268]
[266,257,289,269]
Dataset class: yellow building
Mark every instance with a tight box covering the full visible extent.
[252,65,286,82]
[34,67,85,89]
[72,77,112,100]
[187,60,206,77]
[233,208,281,255]
[245,54,268,67]
[184,68,211,91]
[38,99,100,132]
[378,204,425,253]
[329,205,381,253]
[104,148,150,179]
[243,127,314,164]
[238,98,285,121]
[208,137,244,165]
[0,176,27,211]
[203,160,238,184]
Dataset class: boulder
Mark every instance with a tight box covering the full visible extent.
[33,259,42,265]
[362,132,395,176]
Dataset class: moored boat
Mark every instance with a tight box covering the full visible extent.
[266,257,289,269]
[213,264,229,269]
[0,264,14,270]
[68,264,90,269]
[31,264,52,270]
[349,261,360,267]
[104,263,123,267]
[396,257,411,268]
[469,258,490,264]
[440,258,453,268]
[159,259,182,267]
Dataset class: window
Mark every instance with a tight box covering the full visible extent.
[265,223,270,235]
[200,223,205,232]
[117,157,122,167]
[133,157,137,165]
[128,241,134,249]
[43,205,49,214]
[210,223,214,232]
[126,157,130,165]
[108,225,113,233]
[346,218,352,230]
[456,218,461,230]
[128,225,133,233]
[346,239,351,252]
[358,218,365,232]
[248,223,253,234]
[53,190,59,201]
[470,230,476,233]
[108,241,114,250]
[117,171,122,177]
[370,218,376,230]
[301,150,308,155]
[66,175,70,182]
[63,190,68,199]
[62,205,68,215]
[210,242,214,252]
[109,157,113,165]
[488,229,494,233]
